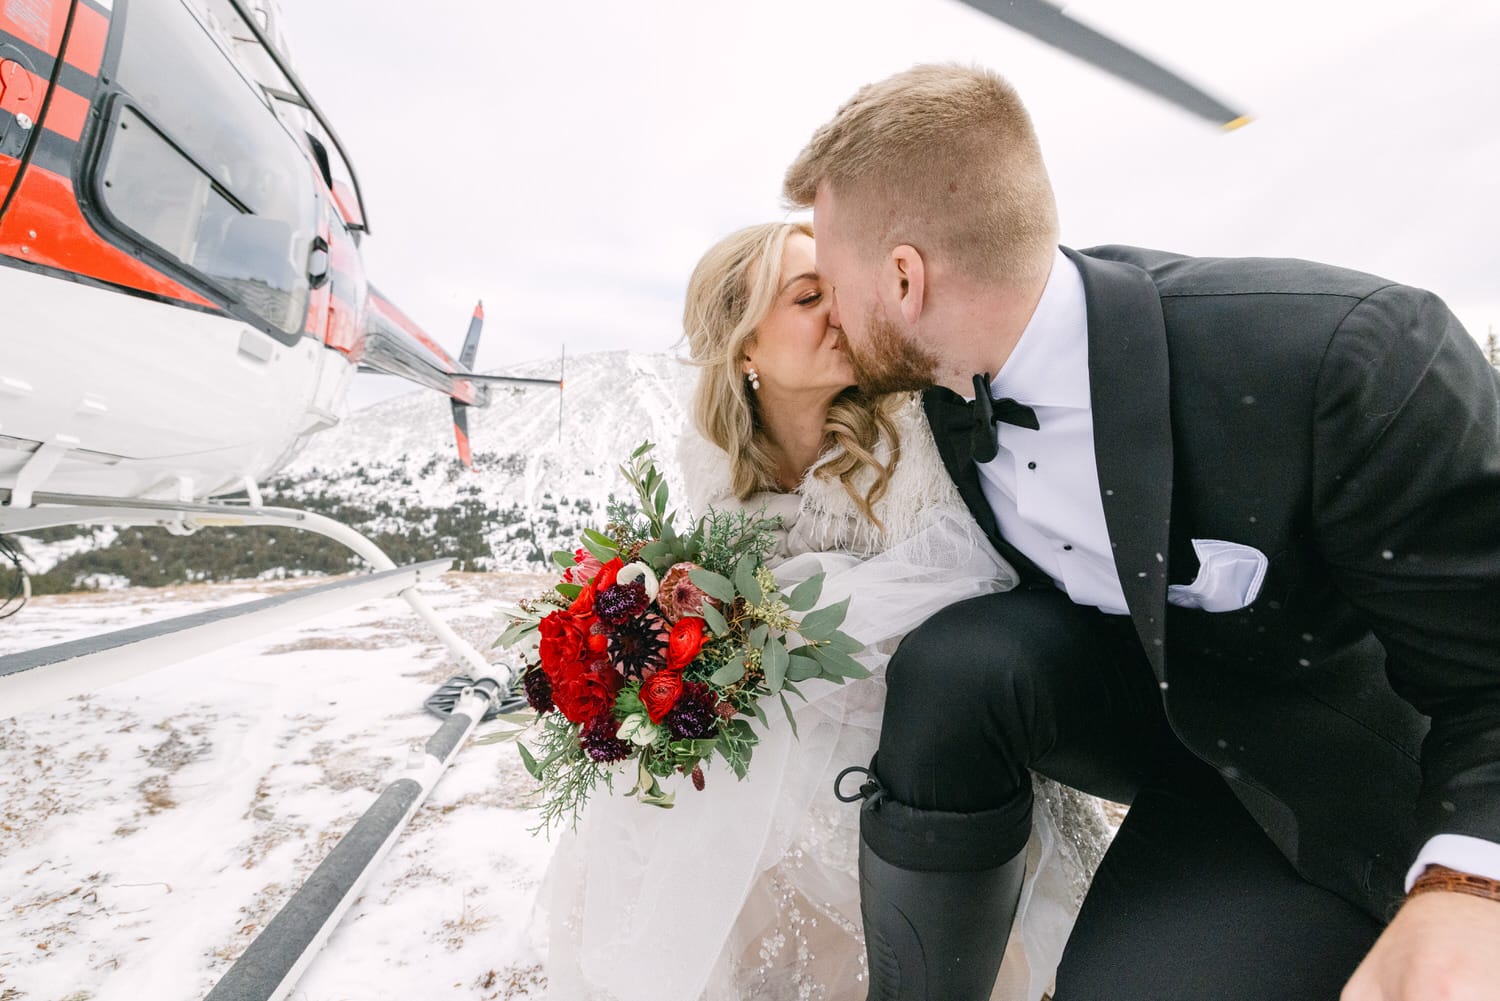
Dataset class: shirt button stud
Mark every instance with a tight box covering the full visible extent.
[1027,461,1037,470]
[1063,544,1073,551]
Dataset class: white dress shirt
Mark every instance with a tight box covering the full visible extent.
[974,248,1500,889]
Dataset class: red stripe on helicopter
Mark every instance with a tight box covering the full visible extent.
[0,0,67,53]
[454,422,473,468]
[367,289,459,366]
[40,76,87,140]
[0,162,215,306]
[62,2,107,76]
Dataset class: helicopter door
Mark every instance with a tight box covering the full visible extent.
[0,0,71,214]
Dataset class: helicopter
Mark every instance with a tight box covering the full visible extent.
[0,0,560,523]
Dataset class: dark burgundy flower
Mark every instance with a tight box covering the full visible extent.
[606,610,670,679]
[522,666,554,714]
[664,681,720,740]
[580,713,631,763]
[595,580,651,626]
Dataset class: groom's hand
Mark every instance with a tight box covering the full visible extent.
[1342,892,1500,1000]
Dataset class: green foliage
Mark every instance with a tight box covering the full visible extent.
[17,481,531,593]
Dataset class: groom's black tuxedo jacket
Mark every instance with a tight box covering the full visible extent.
[924,245,1500,920]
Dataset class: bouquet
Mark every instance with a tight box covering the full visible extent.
[493,442,866,832]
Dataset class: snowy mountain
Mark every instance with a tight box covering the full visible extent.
[277,349,699,570]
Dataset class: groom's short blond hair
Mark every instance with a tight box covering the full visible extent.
[784,64,1059,286]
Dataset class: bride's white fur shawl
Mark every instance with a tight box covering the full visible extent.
[677,395,965,559]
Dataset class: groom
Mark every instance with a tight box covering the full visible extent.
[785,65,1500,1001]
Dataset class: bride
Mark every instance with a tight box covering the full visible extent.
[537,222,1112,1001]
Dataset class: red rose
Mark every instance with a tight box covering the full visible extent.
[537,610,587,677]
[666,616,707,672]
[641,670,685,724]
[551,664,624,724]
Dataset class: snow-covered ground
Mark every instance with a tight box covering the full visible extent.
[0,571,559,1001]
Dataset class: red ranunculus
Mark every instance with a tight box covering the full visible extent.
[569,581,597,617]
[641,669,685,724]
[551,664,624,724]
[593,557,624,593]
[666,616,707,672]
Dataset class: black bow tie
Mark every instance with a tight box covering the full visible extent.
[930,374,1039,464]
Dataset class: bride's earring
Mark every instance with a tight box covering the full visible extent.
[746,366,761,392]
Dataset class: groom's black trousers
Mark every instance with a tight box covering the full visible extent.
[877,588,1383,1001]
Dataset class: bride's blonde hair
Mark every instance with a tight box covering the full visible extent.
[682,221,901,523]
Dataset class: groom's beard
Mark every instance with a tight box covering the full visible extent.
[844,306,941,395]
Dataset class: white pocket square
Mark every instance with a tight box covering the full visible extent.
[1166,539,1268,613]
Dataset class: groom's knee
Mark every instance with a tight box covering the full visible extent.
[885,593,1049,736]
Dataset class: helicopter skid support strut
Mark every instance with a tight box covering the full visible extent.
[0,494,505,719]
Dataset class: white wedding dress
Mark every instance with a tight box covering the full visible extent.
[536,397,1113,1001]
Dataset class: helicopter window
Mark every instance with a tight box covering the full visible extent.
[93,0,316,336]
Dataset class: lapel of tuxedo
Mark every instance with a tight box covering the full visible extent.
[920,389,1048,585]
[1063,247,1174,678]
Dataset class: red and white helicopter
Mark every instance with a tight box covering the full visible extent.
[0,0,556,515]
[0,0,565,716]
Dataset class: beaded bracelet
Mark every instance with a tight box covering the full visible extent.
[1408,864,1500,904]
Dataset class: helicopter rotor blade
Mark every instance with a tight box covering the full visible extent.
[954,0,1249,129]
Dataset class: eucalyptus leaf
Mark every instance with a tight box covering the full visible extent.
[824,630,866,655]
[700,601,729,636]
[750,699,769,727]
[810,643,871,679]
[779,693,800,738]
[734,553,763,604]
[785,573,824,613]
[785,654,821,682]
[748,623,769,650]
[763,637,789,692]
[517,742,542,780]
[708,660,746,686]
[636,540,669,565]
[689,568,736,603]
[551,549,576,569]
[798,596,851,641]
[555,582,584,600]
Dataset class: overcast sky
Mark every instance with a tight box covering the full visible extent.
[275,0,1500,408]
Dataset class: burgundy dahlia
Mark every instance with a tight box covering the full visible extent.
[606,610,670,679]
[664,681,719,740]
[595,580,651,626]
[580,713,631,763]
[522,666,554,714]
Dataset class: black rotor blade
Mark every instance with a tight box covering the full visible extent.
[954,0,1249,128]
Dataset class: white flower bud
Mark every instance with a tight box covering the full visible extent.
[618,713,659,747]
[618,562,660,602]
